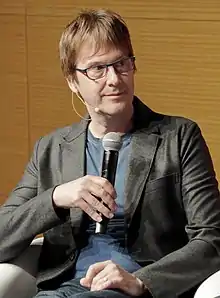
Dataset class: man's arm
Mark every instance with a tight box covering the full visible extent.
[0,138,67,262]
[134,122,220,298]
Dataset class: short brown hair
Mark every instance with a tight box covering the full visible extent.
[59,9,135,78]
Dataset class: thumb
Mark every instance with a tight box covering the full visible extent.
[80,277,89,287]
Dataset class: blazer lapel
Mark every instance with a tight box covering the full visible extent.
[59,119,88,228]
[123,97,163,227]
[124,129,161,227]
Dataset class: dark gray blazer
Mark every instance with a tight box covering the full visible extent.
[1,98,220,298]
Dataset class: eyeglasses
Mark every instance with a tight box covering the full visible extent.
[75,56,136,80]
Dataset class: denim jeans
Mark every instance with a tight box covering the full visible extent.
[34,278,140,298]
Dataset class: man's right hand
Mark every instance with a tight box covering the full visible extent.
[52,175,117,222]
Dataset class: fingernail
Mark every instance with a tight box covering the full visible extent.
[97,216,102,222]
[109,213,114,219]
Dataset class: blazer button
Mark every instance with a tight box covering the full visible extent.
[69,252,75,261]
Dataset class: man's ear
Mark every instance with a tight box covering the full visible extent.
[66,77,78,93]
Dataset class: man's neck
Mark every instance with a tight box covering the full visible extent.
[89,115,133,138]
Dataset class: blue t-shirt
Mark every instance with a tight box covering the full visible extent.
[74,129,141,278]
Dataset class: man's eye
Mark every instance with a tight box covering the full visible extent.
[93,65,106,71]
[116,60,125,67]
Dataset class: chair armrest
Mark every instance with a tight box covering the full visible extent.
[11,237,43,277]
[194,270,220,298]
[0,263,36,298]
[0,237,43,298]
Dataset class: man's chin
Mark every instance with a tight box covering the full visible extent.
[101,103,128,116]
[100,105,132,119]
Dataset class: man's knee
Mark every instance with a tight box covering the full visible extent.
[33,290,64,298]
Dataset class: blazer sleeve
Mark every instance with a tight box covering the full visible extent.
[0,138,68,262]
[133,122,220,298]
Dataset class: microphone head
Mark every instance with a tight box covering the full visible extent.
[102,132,123,151]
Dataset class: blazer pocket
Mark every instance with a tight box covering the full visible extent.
[145,172,180,193]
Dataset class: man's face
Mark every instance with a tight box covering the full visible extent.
[68,44,135,117]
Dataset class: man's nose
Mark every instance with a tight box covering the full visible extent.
[106,65,120,85]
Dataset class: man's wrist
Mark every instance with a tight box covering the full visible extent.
[52,185,70,220]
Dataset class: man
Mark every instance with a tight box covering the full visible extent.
[0,9,220,298]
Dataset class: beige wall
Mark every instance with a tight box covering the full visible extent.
[1,0,220,204]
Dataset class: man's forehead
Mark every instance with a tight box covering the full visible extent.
[75,43,125,66]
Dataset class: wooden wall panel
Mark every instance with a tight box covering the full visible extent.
[26,0,220,20]
[27,16,80,149]
[129,18,220,177]
[131,19,220,118]
[0,193,6,205]
[0,0,25,14]
[0,15,28,202]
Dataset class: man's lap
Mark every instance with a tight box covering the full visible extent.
[34,278,132,298]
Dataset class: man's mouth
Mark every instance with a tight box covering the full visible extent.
[105,91,124,96]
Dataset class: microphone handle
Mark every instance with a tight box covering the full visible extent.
[95,150,118,234]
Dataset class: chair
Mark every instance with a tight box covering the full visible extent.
[194,270,220,298]
[1,237,220,298]
[0,237,43,298]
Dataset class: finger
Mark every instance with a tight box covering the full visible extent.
[90,261,118,291]
[87,195,115,219]
[90,264,137,293]
[87,181,117,213]
[80,277,90,288]
[91,275,112,291]
[77,195,102,222]
[90,176,117,200]
[82,261,110,287]
[92,270,146,297]
[92,271,127,292]
[80,190,114,219]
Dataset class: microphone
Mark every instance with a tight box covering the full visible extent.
[95,132,123,234]
[94,107,100,113]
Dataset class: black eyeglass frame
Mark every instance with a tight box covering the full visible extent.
[74,56,136,80]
